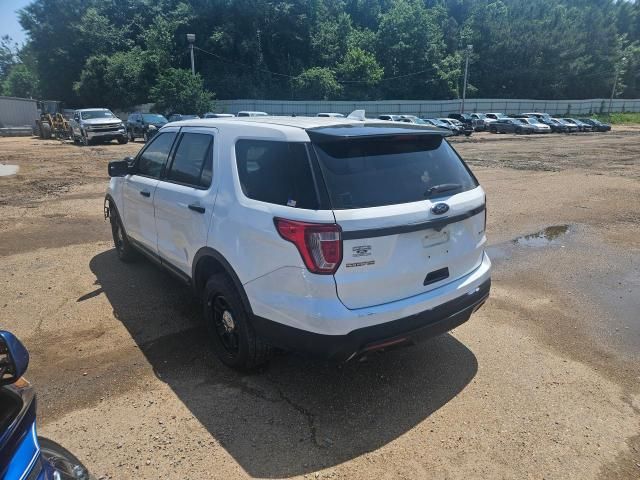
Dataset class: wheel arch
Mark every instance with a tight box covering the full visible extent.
[192,247,253,315]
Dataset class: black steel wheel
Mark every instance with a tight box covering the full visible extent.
[203,275,272,370]
[38,437,91,480]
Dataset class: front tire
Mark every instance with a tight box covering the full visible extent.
[203,275,272,370]
[117,135,128,144]
[38,437,91,480]
[109,207,137,262]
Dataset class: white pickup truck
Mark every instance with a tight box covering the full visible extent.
[70,108,128,146]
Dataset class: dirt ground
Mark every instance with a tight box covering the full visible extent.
[1,128,639,480]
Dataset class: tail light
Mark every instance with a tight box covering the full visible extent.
[274,218,342,274]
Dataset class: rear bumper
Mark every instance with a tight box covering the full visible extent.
[253,278,490,361]
[248,252,491,361]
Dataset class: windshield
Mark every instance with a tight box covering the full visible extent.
[81,110,115,120]
[313,135,478,209]
[142,114,167,123]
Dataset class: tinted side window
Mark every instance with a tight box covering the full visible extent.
[235,140,318,209]
[167,133,214,188]
[136,132,176,178]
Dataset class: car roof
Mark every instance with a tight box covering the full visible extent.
[76,108,110,112]
[164,116,445,142]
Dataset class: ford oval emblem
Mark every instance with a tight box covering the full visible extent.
[431,203,450,215]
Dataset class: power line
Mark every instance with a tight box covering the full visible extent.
[192,45,432,83]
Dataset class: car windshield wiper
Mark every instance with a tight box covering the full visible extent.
[424,183,462,198]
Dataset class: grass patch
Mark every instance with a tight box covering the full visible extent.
[592,112,640,124]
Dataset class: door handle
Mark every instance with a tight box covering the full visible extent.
[188,204,205,214]
[140,190,151,197]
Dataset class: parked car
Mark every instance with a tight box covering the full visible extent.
[237,111,269,117]
[317,113,345,118]
[204,113,235,118]
[69,108,127,146]
[438,118,473,136]
[578,118,612,132]
[378,114,408,122]
[521,112,552,121]
[471,113,496,129]
[537,117,570,133]
[421,118,454,129]
[397,115,435,126]
[488,118,534,134]
[563,118,593,132]
[515,117,551,133]
[0,330,92,479]
[485,112,509,121]
[167,114,200,122]
[127,112,168,142]
[449,113,485,131]
[554,118,579,133]
[105,115,491,369]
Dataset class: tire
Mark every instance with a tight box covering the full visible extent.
[129,129,135,142]
[143,130,149,143]
[490,127,497,134]
[38,437,91,480]
[117,135,128,144]
[109,206,137,262]
[515,127,522,134]
[81,132,89,146]
[41,122,52,139]
[203,274,272,370]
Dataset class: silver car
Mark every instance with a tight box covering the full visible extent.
[517,117,551,133]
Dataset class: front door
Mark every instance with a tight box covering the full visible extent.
[122,128,179,254]
[154,127,217,275]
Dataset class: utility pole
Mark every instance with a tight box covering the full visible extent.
[461,44,473,114]
[608,56,626,115]
[187,34,196,76]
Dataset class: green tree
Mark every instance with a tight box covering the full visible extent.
[336,47,383,99]
[2,64,39,98]
[150,68,214,115]
[293,67,342,99]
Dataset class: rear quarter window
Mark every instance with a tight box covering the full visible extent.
[235,139,319,209]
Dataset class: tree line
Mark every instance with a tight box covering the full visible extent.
[0,0,638,114]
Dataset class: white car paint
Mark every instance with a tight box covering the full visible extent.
[106,116,490,352]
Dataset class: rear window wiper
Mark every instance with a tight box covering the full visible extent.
[424,183,462,198]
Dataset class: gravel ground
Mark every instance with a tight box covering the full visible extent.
[0,129,639,479]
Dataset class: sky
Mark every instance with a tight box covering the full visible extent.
[0,0,32,45]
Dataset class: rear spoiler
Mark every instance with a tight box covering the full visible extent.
[306,123,453,142]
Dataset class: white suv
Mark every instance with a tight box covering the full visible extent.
[105,116,491,369]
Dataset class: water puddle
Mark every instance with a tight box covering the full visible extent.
[487,225,572,263]
[0,164,19,176]
[512,225,570,247]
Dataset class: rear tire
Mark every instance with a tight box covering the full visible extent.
[38,437,91,480]
[41,122,52,139]
[203,274,272,370]
[109,206,137,262]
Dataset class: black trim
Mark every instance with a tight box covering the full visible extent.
[192,247,254,315]
[252,279,490,361]
[128,238,191,285]
[342,204,485,240]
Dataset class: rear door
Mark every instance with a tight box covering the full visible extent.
[122,128,178,253]
[311,132,486,310]
[154,127,217,276]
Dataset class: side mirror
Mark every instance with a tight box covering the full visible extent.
[108,158,134,177]
[0,331,29,386]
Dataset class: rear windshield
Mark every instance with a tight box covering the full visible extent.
[313,136,477,209]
